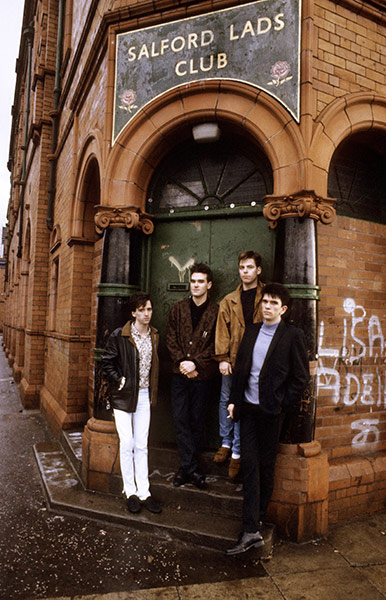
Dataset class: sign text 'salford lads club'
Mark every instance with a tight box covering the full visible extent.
[113,0,301,142]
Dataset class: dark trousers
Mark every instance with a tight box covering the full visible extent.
[240,402,281,533]
[171,374,211,474]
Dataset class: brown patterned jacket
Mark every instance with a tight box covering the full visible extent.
[166,298,219,380]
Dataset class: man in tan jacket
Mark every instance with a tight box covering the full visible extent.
[214,251,264,478]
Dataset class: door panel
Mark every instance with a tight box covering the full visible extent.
[149,219,211,340]
[209,216,274,299]
[148,214,275,448]
[148,219,211,447]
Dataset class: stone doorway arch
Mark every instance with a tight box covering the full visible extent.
[103,80,307,211]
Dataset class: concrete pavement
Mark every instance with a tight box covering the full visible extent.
[31,511,386,599]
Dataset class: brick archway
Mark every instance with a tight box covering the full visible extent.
[103,80,307,210]
[310,92,386,197]
[40,132,104,432]
[71,132,103,240]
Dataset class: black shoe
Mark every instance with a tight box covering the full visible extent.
[142,495,162,514]
[173,468,190,487]
[226,531,264,555]
[126,495,141,513]
[189,471,206,489]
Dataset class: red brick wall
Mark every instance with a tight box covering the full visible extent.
[314,0,386,112]
[0,264,5,332]
[317,216,386,519]
[328,453,386,523]
[317,216,386,457]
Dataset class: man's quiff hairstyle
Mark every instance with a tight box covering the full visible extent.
[190,262,213,283]
[262,283,292,314]
[238,250,262,269]
[128,292,152,315]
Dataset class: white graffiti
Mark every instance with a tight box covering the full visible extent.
[168,256,195,282]
[318,298,385,448]
[351,419,380,446]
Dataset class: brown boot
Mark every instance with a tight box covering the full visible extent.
[213,446,231,463]
[228,457,241,478]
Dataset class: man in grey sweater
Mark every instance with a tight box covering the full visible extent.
[226,283,309,555]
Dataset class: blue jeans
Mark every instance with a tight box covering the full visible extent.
[219,374,240,456]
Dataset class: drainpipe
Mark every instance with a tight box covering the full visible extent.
[16,28,33,259]
[46,0,65,231]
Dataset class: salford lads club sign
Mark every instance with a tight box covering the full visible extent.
[113,0,301,143]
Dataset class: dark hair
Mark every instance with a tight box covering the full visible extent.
[238,250,262,269]
[128,292,152,315]
[190,263,213,283]
[262,283,292,315]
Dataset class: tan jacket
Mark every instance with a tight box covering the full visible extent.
[214,282,264,368]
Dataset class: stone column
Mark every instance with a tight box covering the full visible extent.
[81,206,154,493]
[94,226,137,422]
[263,190,335,541]
[274,216,319,443]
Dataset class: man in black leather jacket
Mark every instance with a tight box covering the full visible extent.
[102,292,161,515]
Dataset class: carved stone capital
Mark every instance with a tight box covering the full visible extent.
[263,191,336,229]
[94,205,154,235]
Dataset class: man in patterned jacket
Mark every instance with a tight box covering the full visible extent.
[166,263,218,489]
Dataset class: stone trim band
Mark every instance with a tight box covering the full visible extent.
[95,194,336,234]
[97,283,140,298]
[284,284,321,301]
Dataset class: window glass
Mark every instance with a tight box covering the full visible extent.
[328,131,386,224]
[147,136,273,213]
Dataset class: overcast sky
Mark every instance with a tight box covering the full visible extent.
[0,0,24,241]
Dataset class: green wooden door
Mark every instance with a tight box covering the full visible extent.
[148,213,275,447]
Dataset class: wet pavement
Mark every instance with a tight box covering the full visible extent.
[0,342,264,600]
[0,338,386,600]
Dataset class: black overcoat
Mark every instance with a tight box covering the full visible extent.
[229,320,310,420]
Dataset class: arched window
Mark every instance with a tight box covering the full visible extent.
[147,134,273,214]
[81,158,100,240]
[23,221,31,263]
[328,131,386,224]
[73,156,100,241]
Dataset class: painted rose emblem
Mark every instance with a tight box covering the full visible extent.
[119,89,138,112]
[268,61,292,87]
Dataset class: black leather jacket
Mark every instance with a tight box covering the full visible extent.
[101,321,159,413]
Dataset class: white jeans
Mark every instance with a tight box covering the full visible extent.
[113,388,151,501]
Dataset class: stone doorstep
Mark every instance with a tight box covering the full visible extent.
[61,429,238,478]
[33,440,275,558]
[148,470,243,519]
[61,429,245,517]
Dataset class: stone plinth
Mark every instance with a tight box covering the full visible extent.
[81,417,121,494]
[268,440,329,542]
